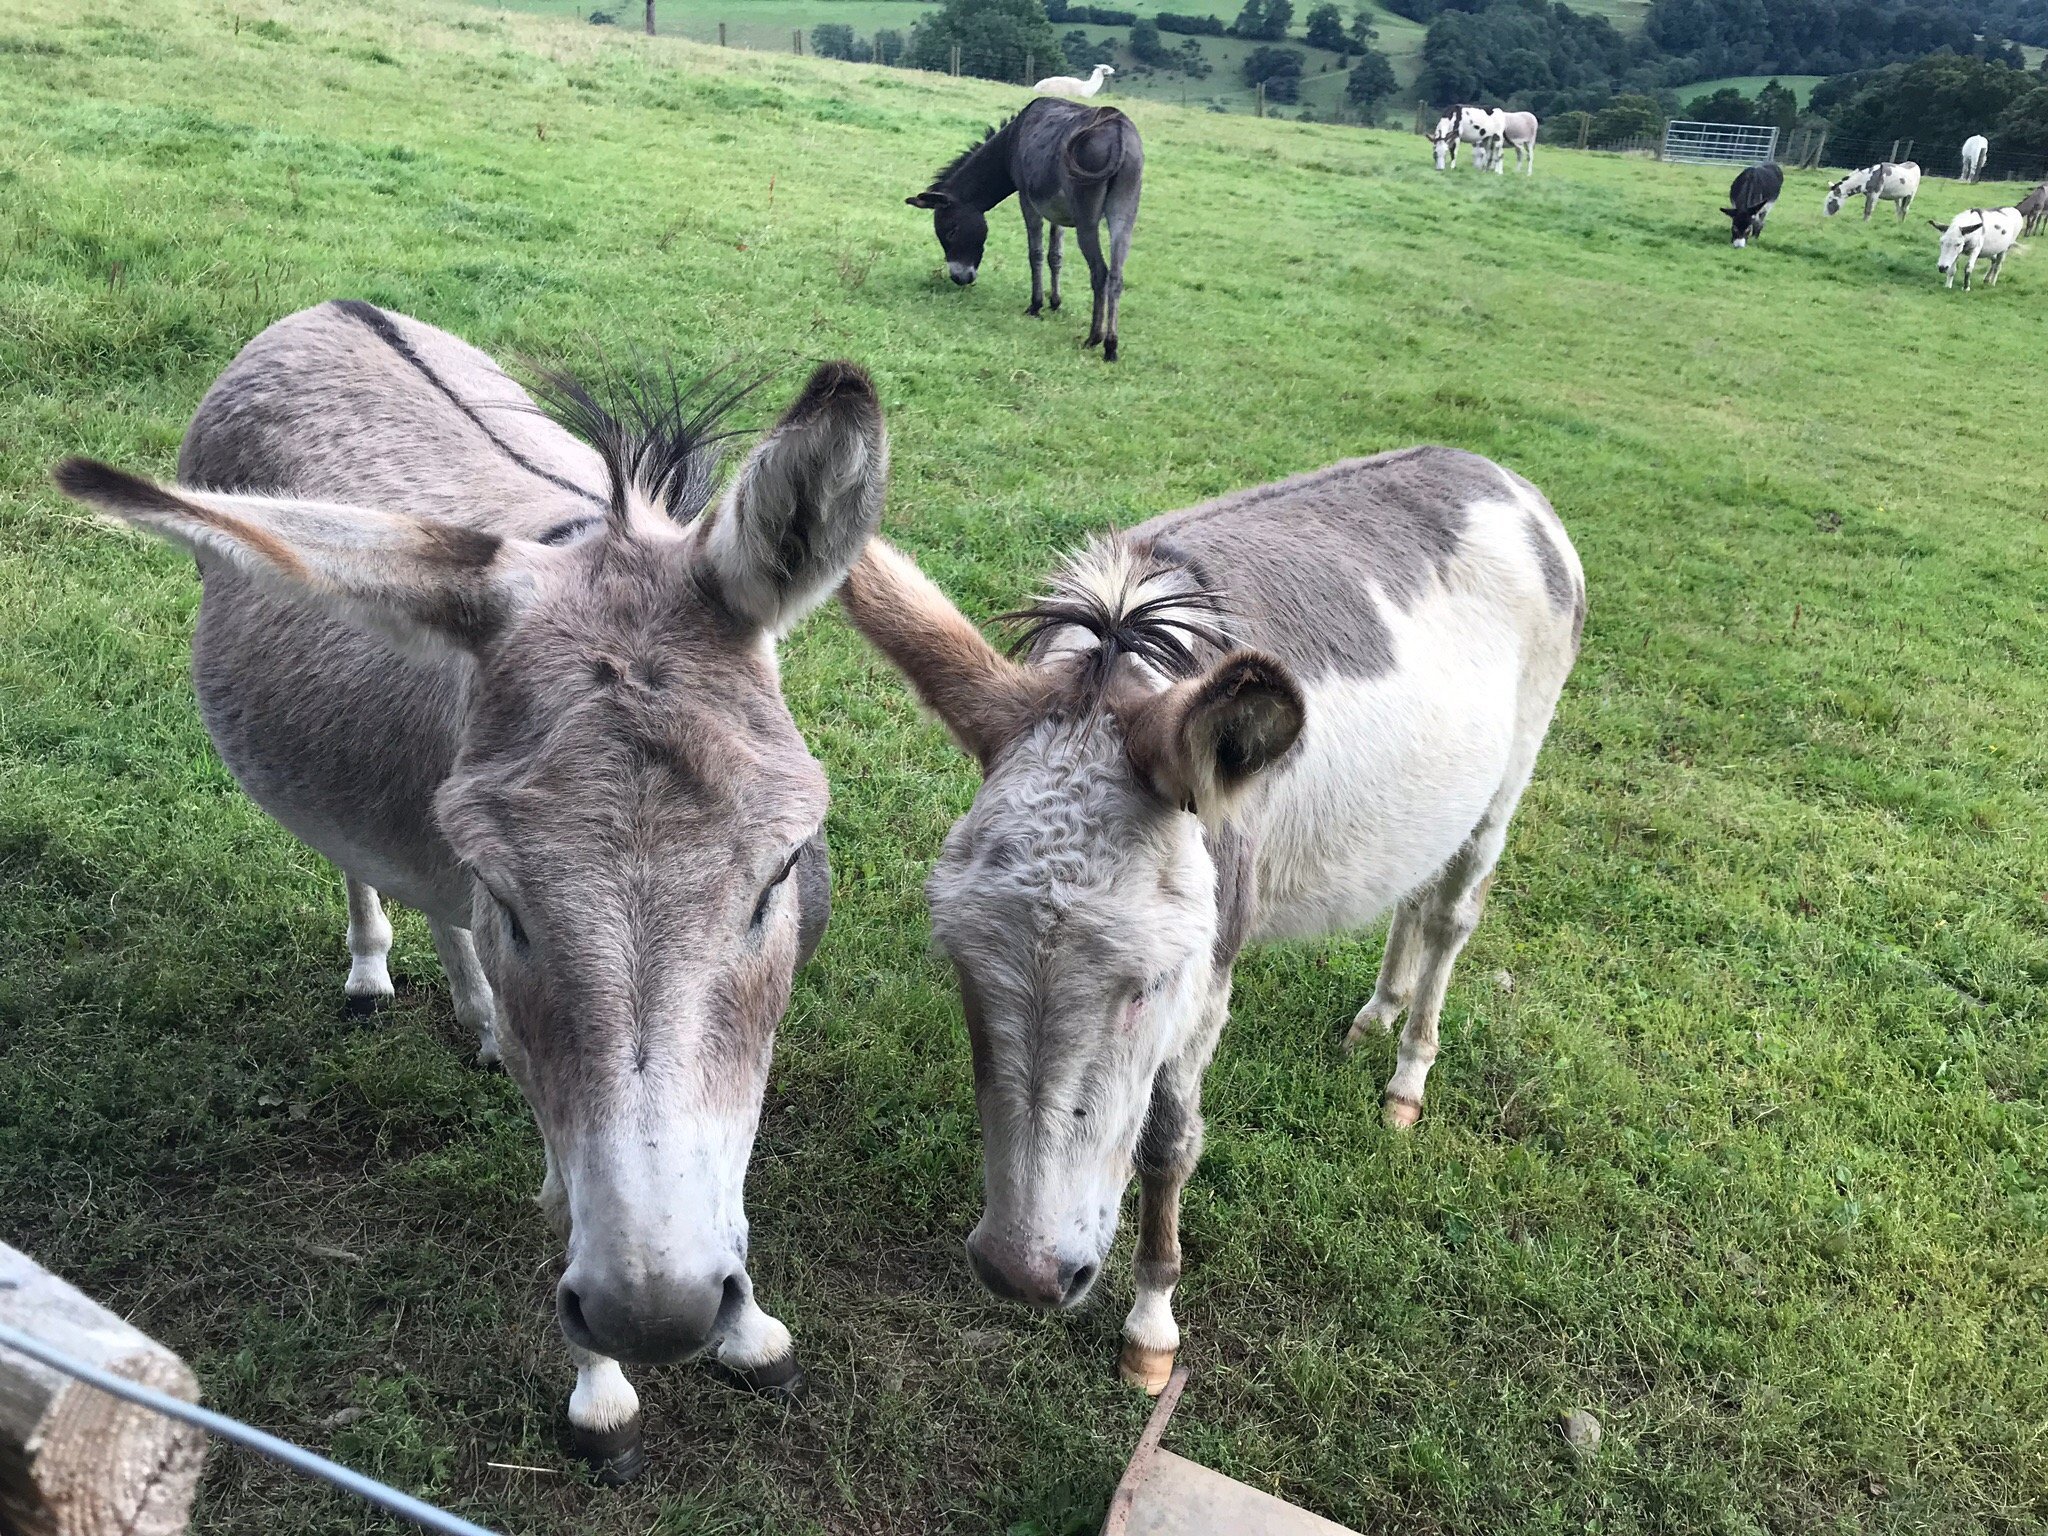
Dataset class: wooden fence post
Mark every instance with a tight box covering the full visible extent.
[1577,114,1588,149]
[643,0,654,36]
[950,41,960,75]
[717,20,725,45]
[0,1242,207,1536]
[1256,81,1265,117]
[1024,51,1033,84]
[792,27,802,53]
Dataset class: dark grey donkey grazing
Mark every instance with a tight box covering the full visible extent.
[907,97,1143,361]
[52,300,889,1483]
[839,447,1583,1397]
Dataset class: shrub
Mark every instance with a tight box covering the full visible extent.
[1156,10,1226,33]
[1242,42,1304,98]
[907,0,1067,80]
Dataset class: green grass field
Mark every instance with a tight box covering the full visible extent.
[4,1,2048,1533]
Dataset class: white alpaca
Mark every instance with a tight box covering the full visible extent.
[1034,62,1115,99]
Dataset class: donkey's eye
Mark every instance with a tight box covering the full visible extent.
[750,846,805,931]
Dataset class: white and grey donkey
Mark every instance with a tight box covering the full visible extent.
[839,447,1583,1394]
[53,300,890,1481]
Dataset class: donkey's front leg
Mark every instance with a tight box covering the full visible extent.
[1120,1034,1212,1394]
[708,1269,802,1395]
[565,1341,644,1485]
[343,874,394,1015]
[427,917,500,1064]
[1022,203,1047,316]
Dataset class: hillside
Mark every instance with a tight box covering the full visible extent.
[4,2,2048,1533]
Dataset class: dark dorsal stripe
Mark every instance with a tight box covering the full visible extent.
[537,515,603,546]
[331,300,603,509]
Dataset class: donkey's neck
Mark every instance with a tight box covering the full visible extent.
[942,124,1021,212]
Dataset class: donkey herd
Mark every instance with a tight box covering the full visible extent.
[46,59,1997,1497]
[1431,97,2039,290]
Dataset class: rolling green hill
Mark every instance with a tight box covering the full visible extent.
[3,1,2047,1533]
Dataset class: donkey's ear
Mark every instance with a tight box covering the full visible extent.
[837,538,1048,768]
[698,361,887,635]
[53,458,538,652]
[906,191,950,209]
[1721,206,1738,217]
[1121,651,1304,822]
[1928,218,1946,231]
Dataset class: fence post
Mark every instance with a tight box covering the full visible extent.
[1256,81,1265,117]
[1901,137,1912,164]
[1577,114,1588,149]
[1812,129,1826,168]
[793,27,801,52]
[1024,51,1032,84]
[0,1242,207,1536]
[718,20,725,45]
[643,0,654,35]
[1413,99,1425,135]
[950,41,960,75]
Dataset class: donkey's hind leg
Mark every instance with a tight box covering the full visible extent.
[343,875,394,1015]
[1099,180,1137,363]
[1375,804,1516,1130]
[428,918,501,1065]
[1047,224,1064,311]
[1345,896,1427,1042]
[1075,215,1111,352]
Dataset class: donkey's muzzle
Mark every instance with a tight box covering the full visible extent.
[947,263,978,286]
[966,1230,1097,1310]
[557,1265,736,1365]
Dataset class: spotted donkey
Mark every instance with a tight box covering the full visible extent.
[54,300,888,1480]
[838,447,1584,1392]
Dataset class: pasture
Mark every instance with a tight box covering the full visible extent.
[3,1,2047,1532]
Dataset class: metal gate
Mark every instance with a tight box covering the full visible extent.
[1662,120,1779,167]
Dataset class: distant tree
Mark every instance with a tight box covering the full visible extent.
[1129,16,1173,63]
[907,0,1067,79]
[1995,82,2048,157]
[1346,46,1398,113]
[811,22,858,57]
[587,8,617,23]
[1243,42,1306,98]
[874,26,906,63]
[1156,9,1227,31]
[1588,92,1663,142]
[1347,5,1378,48]
[1754,76,1798,130]
[1231,0,1293,40]
[1304,2,1348,49]
[1817,53,2032,155]
[1176,36,1213,76]
[1062,26,1116,66]
[1683,85,1757,122]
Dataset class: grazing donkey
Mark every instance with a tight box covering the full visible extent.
[1492,110,1538,174]
[1432,104,1503,170]
[1723,161,1783,246]
[1961,134,1989,183]
[2018,181,2048,235]
[1035,62,1115,99]
[53,300,889,1482]
[908,98,1144,362]
[1824,161,1920,221]
[838,448,1584,1394]
[1931,206,2024,289]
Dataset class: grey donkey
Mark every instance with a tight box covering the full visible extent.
[907,97,1143,361]
[53,300,890,1482]
[838,447,1584,1395]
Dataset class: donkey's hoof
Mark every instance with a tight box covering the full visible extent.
[344,992,391,1017]
[711,1351,805,1400]
[1381,1093,1424,1131]
[1104,338,1119,362]
[1025,303,1043,317]
[568,1417,646,1486]
[1119,1341,1176,1396]
[1084,333,1103,350]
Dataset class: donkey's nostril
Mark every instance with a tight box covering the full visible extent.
[557,1282,593,1345]
[1058,1261,1097,1306]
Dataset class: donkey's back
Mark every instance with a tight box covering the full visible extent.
[180,301,608,919]
[1134,447,1584,940]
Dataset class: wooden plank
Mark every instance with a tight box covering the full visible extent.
[1101,1367,1363,1536]
[0,1242,207,1536]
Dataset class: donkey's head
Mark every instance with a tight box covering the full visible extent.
[1934,212,1983,278]
[840,539,1303,1309]
[907,188,989,286]
[1431,114,1457,170]
[55,362,887,1366]
[1823,174,1853,216]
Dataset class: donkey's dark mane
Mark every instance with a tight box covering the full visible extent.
[928,115,1017,190]
[529,361,760,524]
[1000,540,1233,711]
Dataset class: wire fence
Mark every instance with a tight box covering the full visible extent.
[0,1321,505,1536]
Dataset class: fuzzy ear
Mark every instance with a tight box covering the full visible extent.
[1120,651,1305,821]
[1929,219,1946,231]
[906,191,950,209]
[696,361,887,635]
[53,458,538,651]
[1721,206,1738,217]
[837,538,1048,768]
